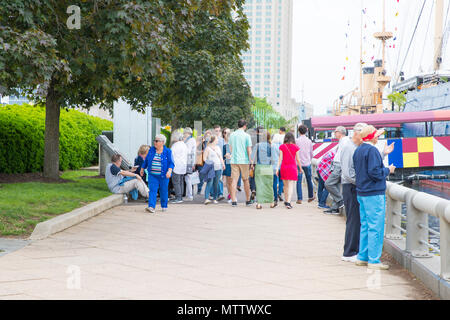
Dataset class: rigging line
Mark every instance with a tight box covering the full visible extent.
[397,0,428,84]
[420,0,434,72]
[439,0,450,58]
[394,0,413,81]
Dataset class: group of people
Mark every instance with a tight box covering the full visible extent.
[317,123,395,270]
[105,119,396,270]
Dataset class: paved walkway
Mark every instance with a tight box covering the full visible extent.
[0,189,437,299]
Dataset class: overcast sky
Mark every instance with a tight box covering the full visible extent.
[291,0,450,115]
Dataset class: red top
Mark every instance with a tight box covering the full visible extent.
[279,143,300,181]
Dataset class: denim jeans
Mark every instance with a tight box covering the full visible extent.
[272,174,284,201]
[317,170,329,207]
[297,165,314,201]
[357,194,386,264]
[205,170,222,200]
[218,179,224,196]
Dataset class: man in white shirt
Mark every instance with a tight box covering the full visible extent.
[324,126,350,215]
[171,131,188,203]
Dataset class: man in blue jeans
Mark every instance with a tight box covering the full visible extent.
[295,125,315,204]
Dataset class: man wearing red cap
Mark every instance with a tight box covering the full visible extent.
[352,125,395,270]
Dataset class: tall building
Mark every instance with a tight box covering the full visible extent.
[241,0,294,119]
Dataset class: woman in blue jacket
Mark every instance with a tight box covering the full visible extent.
[141,134,174,213]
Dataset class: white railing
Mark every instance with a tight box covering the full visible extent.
[311,159,450,282]
[386,182,450,281]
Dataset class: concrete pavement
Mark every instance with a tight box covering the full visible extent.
[0,188,438,299]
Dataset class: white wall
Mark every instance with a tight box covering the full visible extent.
[113,99,152,163]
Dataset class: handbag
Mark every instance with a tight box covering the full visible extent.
[189,171,200,185]
[249,165,254,178]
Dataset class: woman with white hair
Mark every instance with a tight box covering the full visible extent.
[170,130,188,203]
[141,133,174,213]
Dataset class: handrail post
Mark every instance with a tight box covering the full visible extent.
[441,205,450,281]
[405,191,432,258]
[385,190,403,240]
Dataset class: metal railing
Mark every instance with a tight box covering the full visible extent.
[386,182,450,281]
[311,159,450,282]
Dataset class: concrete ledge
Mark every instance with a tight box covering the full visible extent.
[384,238,450,300]
[29,194,123,240]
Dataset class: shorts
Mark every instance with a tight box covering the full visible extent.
[231,164,250,181]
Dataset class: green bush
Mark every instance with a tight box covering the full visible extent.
[0,104,113,173]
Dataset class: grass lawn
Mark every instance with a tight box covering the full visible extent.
[0,170,111,237]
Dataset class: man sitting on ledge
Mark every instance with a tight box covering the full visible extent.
[105,154,149,200]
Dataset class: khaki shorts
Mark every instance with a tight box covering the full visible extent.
[231,164,250,181]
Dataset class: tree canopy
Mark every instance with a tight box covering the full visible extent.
[0,0,244,178]
[151,0,252,129]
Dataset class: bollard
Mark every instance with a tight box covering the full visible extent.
[98,144,110,176]
[405,190,432,258]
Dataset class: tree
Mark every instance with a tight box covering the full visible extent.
[151,0,250,129]
[0,0,237,178]
[252,97,291,129]
[387,91,407,112]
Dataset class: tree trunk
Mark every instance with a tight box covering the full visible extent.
[43,81,61,179]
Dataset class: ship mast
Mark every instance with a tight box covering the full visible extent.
[434,0,444,71]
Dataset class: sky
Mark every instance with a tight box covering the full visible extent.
[291,0,450,115]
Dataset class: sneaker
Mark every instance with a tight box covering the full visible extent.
[308,196,316,203]
[228,199,232,204]
[145,207,155,213]
[171,199,183,204]
[341,255,357,263]
[204,199,211,205]
[318,204,330,209]
[213,200,219,204]
[338,201,345,209]
[161,208,167,213]
[217,196,225,201]
[231,201,238,207]
[237,187,242,192]
[323,209,340,215]
[185,197,194,202]
[368,263,390,270]
[296,200,302,204]
[355,260,368,266]
[246,200,253,206]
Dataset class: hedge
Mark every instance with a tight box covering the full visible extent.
[0,104,113,174]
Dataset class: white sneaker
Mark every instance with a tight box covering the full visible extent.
[204,199,211,205]
[185,197,194,201]
[213,200,219,204]
[227,199,232,204]
[145,207,155,213]
[341,255,357,263]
